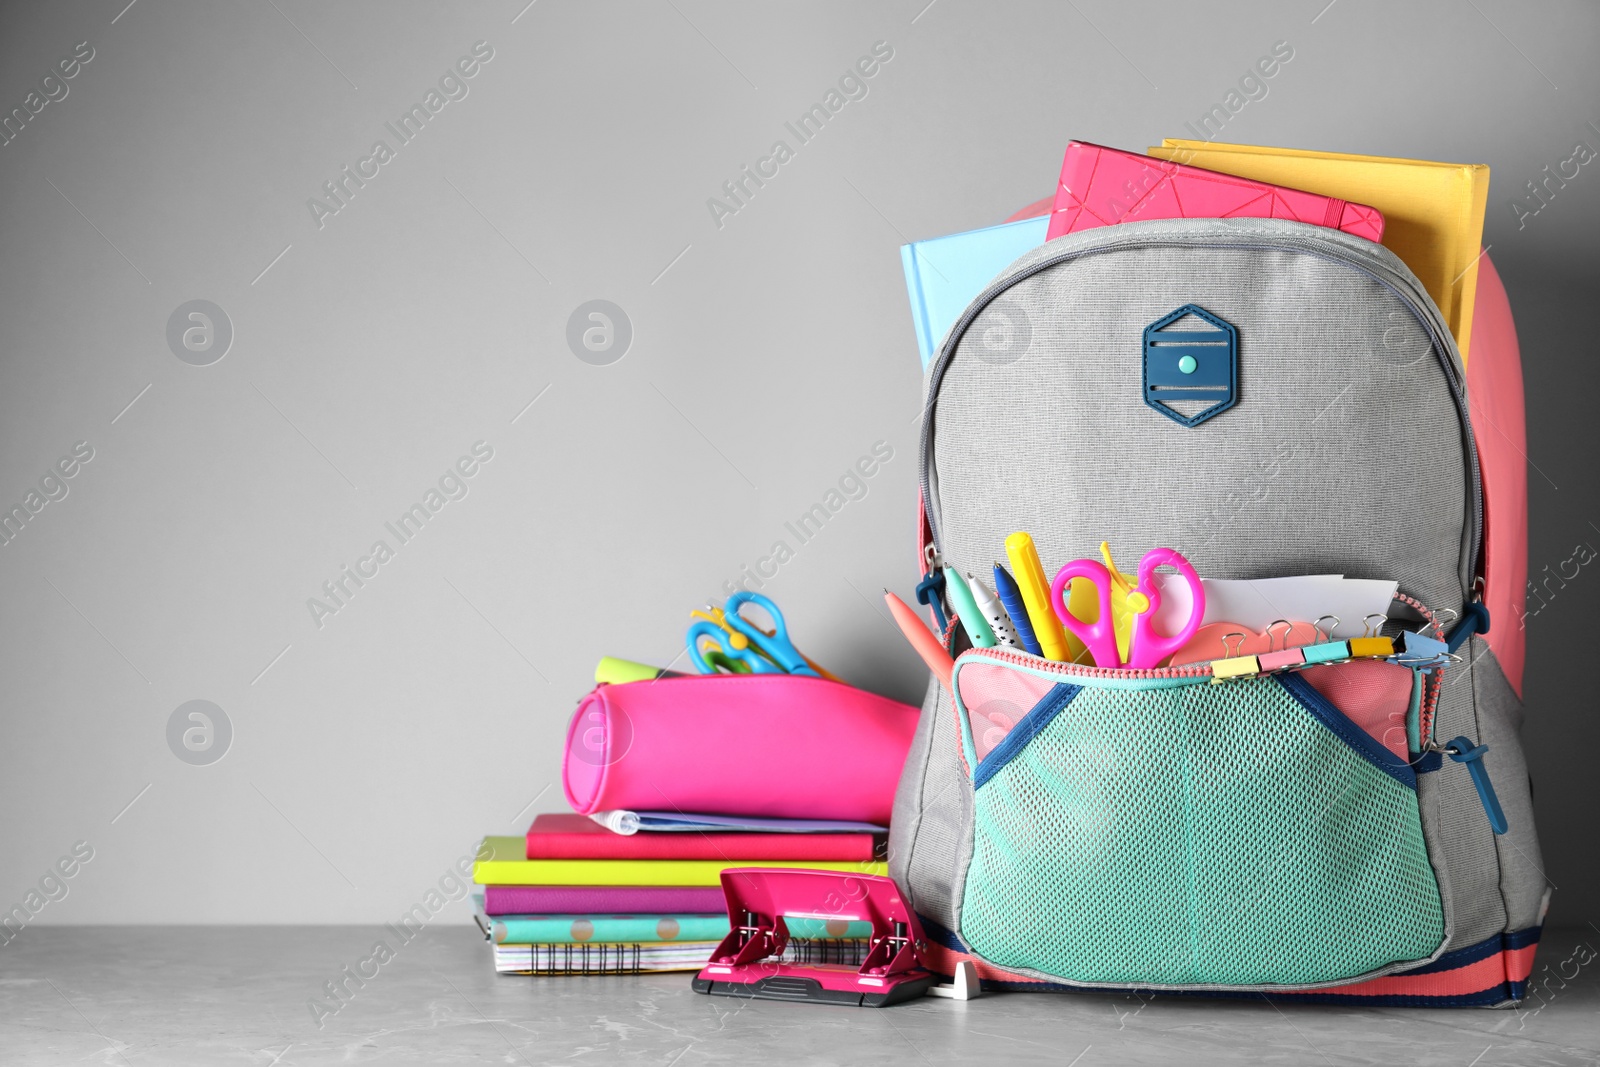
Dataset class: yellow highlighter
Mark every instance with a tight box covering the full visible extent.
[1004,532,1083,662]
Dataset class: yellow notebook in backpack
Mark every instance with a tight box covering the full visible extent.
[1148,140,1490,364]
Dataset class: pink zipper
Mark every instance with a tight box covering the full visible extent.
[958,590,1451,688]
[955,644,1215,682]
[1391,590,1445,744]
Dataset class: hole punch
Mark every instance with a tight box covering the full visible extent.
[693,869,938,1007]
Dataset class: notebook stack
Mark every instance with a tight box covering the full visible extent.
[472,813,885,975]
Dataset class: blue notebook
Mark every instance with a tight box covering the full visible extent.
[900,215,1049,369]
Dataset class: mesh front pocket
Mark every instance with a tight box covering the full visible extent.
[956,664,1445,987]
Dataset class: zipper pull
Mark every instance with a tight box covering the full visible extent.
[1444,592,1490,654]
[1444,735,1507,835]
[916,544,950,634]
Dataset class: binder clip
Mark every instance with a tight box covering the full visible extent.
[1391,628,1452,671]
[692,868,938,1008]
[1346,613,1396,660]
[1299,615,1354,665]
[1209,631,1261,683]
[1256,619,1309,672]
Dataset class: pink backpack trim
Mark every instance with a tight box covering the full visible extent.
[1465,254,1528,697]
[922,926,1539,1006]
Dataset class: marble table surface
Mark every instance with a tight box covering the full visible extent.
[2,926,1596,1065]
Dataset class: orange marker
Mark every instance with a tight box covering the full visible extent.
[885,590,955,694]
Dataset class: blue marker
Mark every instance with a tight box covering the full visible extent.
[993,563,1043,657]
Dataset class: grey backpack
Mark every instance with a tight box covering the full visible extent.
[889,217,1545,1004]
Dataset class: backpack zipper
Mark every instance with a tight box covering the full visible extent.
[955,644,1214,683]
[917,221,1484,599]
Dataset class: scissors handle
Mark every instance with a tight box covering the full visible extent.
[1048,560,1121,668]
[725,591,819,677]
[1125,548,1206,669]
[685,620,779,674]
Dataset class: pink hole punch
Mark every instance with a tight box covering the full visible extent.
[692,868,937,1007]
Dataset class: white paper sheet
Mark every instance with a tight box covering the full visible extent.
[1148,574,1398,641]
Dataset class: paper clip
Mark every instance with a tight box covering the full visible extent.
[1210,630,1261,682]
[1257,619,1307,672]
[1348,613,1395,660]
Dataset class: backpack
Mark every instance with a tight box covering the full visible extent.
[888,215,1545,1006]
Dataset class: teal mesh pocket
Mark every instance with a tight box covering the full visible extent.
[958,666,1444,987]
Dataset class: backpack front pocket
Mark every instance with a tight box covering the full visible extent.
[952,653,1445,988]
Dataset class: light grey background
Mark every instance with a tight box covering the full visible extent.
[1,0,1595,931]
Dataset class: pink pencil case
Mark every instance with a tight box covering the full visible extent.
[561,674,920,825]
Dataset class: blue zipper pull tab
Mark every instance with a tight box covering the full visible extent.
[1444,599,1490,654]
[916,546,950,634]
[1445,736,1507,835]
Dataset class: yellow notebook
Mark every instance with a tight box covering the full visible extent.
[1148,140,1490,364]
[472,836,886,886]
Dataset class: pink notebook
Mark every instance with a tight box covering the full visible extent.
[1046,141,1384,243]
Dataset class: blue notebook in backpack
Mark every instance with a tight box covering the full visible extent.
[900,215,1048,370]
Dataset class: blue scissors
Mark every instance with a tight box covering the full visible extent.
[685,591,820,677]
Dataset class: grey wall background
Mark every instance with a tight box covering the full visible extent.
[1,0,1595,929]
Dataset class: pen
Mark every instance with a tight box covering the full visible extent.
[967,573,1021,649]
[992,563,1043,656]
[1004,531,1078,662]
[884,590,955,693]
[942,566,997,648]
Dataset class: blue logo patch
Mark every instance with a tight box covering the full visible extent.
[1142,304,1238,427]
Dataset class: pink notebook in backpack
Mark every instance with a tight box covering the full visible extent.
[1046,141,1385,242]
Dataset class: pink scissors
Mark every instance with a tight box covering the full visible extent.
[1049,546,1205,669]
